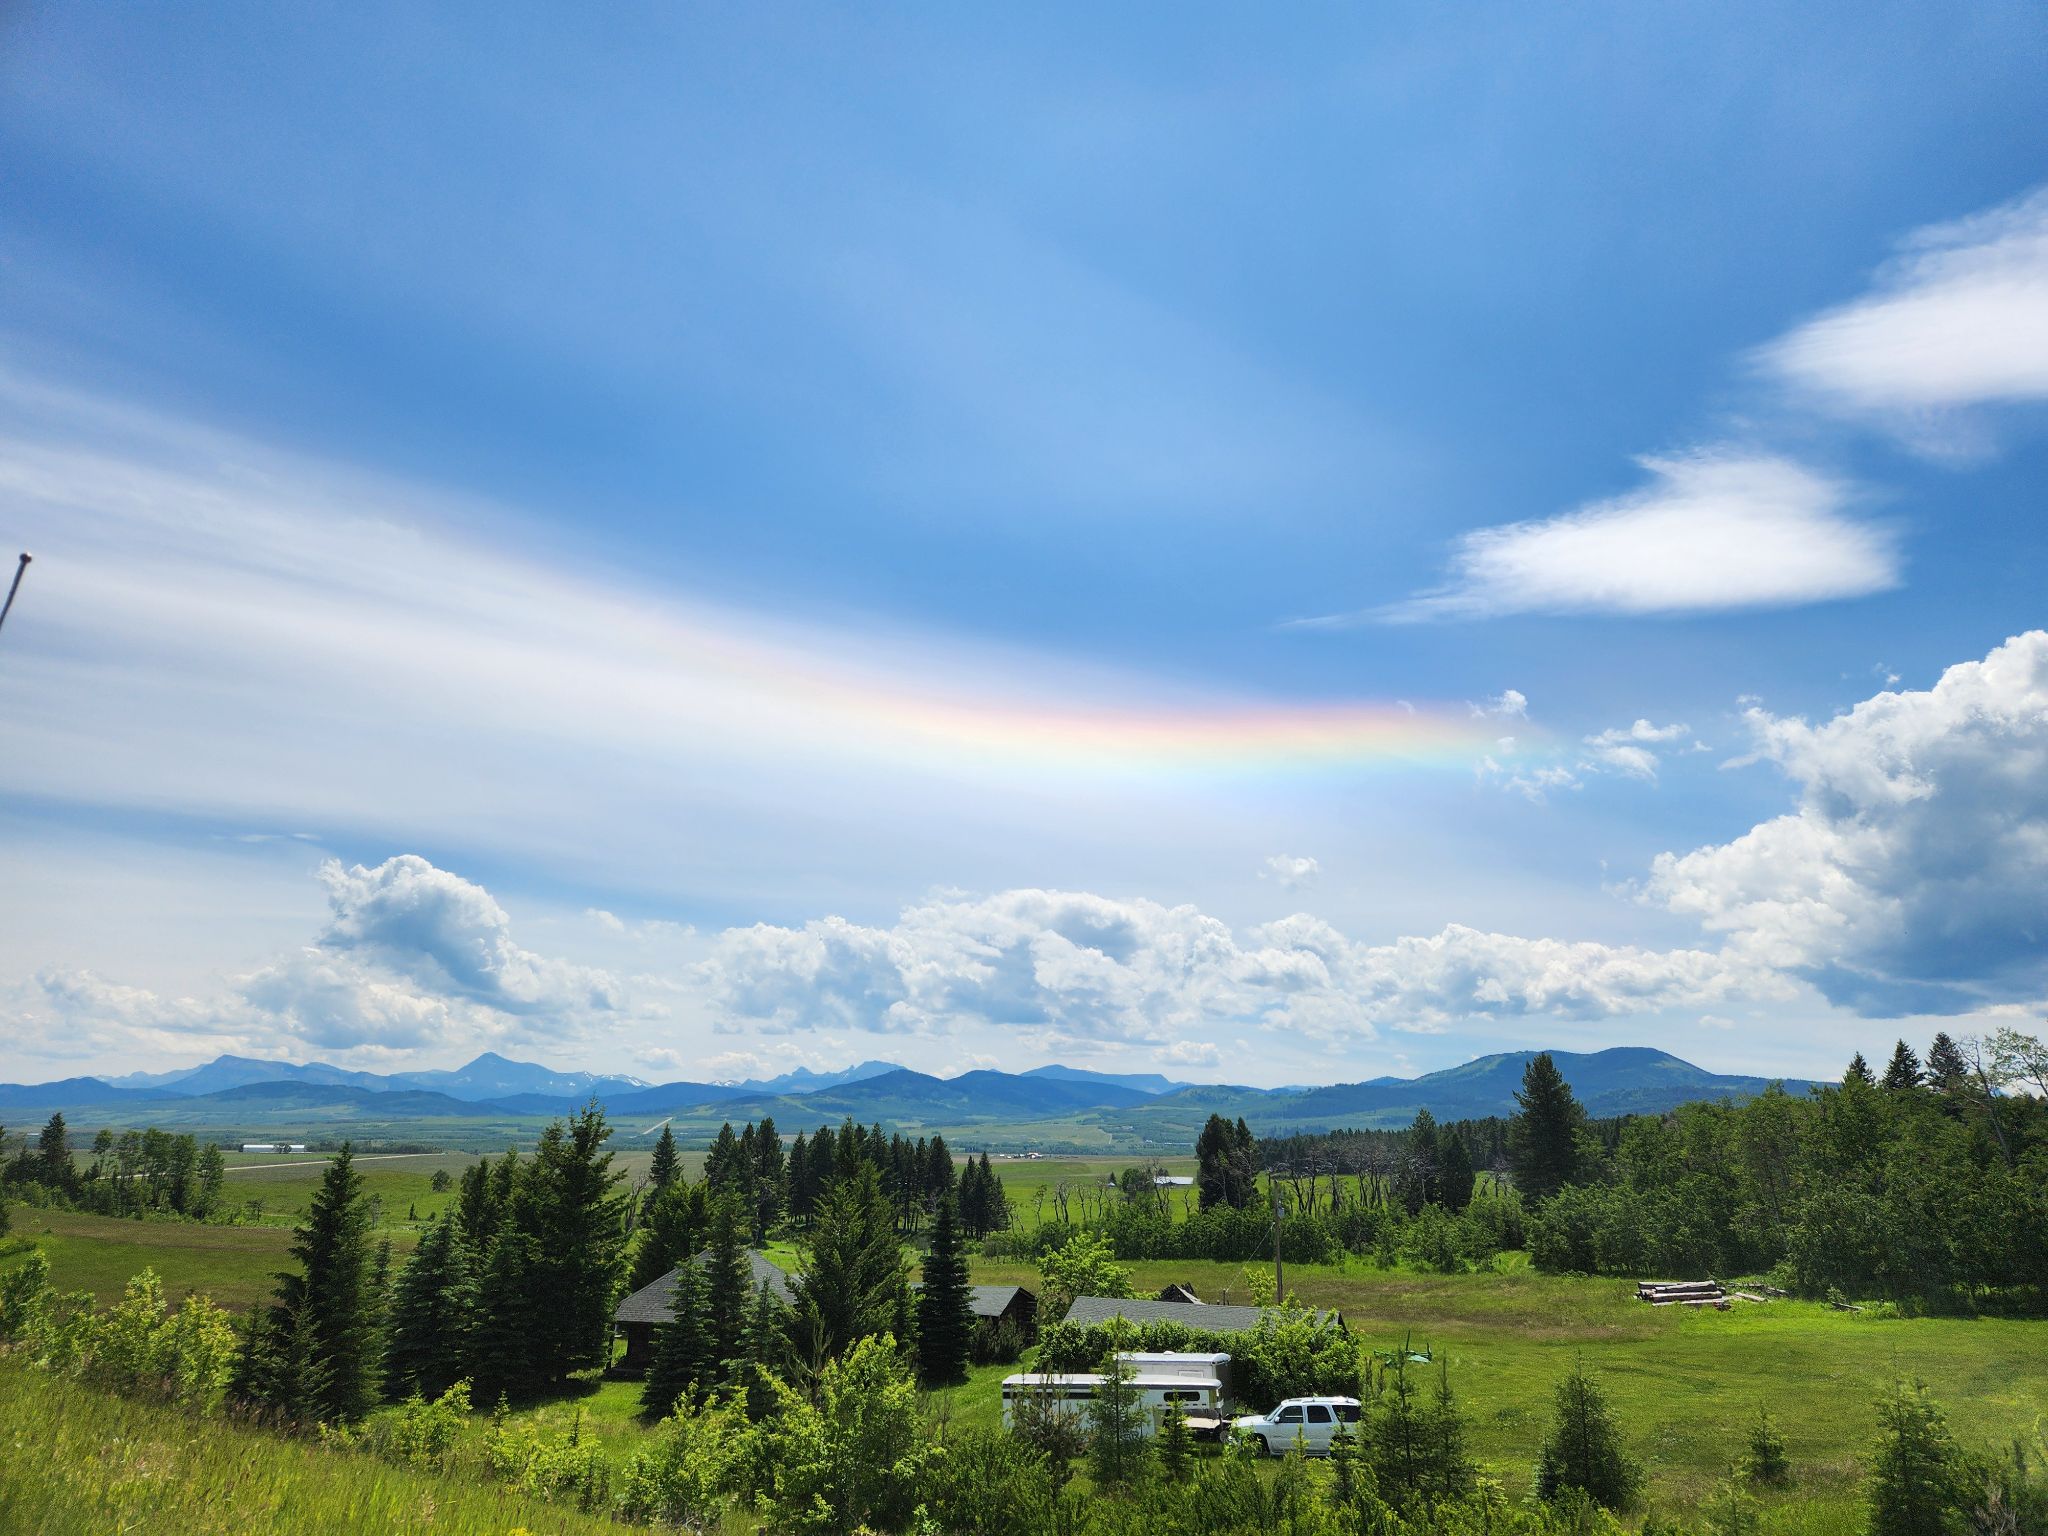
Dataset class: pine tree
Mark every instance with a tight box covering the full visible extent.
[270,1142,379,1421]
[1535,1361,1642,1511]
[701,1192,751,1374]
[1399,1108,1441,1215]
[915,1194,972,1387]
[1196,1114,1257,1210]
[382,1216,480,1399]
[1845,1052,1876,1086]
[1438,1131,1477,1214]
[980,1153,1008,1232]
[1371,1354,1431,1502]
[1508,1054,1587,1201]
[648,1124,680,1192]
[787,1132,814,1225]
[37,1112,73,1194]
[1881,1041,1924,1093]
[794,1162,908,1359]
[1867,1381,1963,1536]
[705,1122,743,1195]
[642,1261,711,1418]
[193,1143,226,1219]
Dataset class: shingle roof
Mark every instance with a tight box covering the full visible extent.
[613,1248,794,1326]
[1062,1296,1343,1334]
[968,1283,1032,1319]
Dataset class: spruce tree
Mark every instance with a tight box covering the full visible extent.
[1156,1397,1195,1481]
[1371,1354,1431,1502]
[642,1261,711,1418]
[1741,1402,1791,1487]
[1400,1108,1440,1215]
[1925,1033,1969,1097]
[1438,1131,1477,1214]
[382,1216,480,1399]
[753,1115,786,1239]
[630,1179,706,1292]
[37,1113,73,1195]
[1845,1051,1876,1086]
[915,1194,973,1387]
[794,1161,908,1359]
[740,1279,787,1419]
[701,1191,751,1374]
[1535,1361,1642,1510]
[787,1131,814,1225]
[271,1142,379,1421]
[1881,1041,1924,1093]
[648,1124,681,1192]
[1867,1381,1963,1536]
[1424,1361,1475,1502]
[705,1122,743,1195]
[471,1230,539,1402]
[979,1153,1008,1231]
[1508,1054,1587,1201]
[1086,1348,1147,1487]
[519,1103,627,1385]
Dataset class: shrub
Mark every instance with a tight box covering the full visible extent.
[615,1391,749,1528]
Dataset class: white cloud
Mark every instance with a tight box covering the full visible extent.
[1581,719,1693,781]
[1758,186,2048,439]
[1646,630,2048,1014]
[1385,452,1897,621]
[1472,689,1529,719]
[699,888,1763,1045]
[1162,1039,1222,1068]
[1259,854,1321,890]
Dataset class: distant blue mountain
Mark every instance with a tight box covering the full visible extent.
[1023,1064,1184,1096]
[732,1060,905,1094]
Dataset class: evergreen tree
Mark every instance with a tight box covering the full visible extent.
[1925,1033,1970,1097]
[1845,1051,1876,1086]
[471,1230,539,1402]
[1535,1361,1642,1511]
[794,1162,908,1360]
[1156,1396,1195,1482]
[1371,1354,1431,1501]
[1086,1347,1148,1487]
[915,1194,972,1387]
[37,1112,73,1195]
[228,1299,282,1413]
[979,1153,1008,1232]
[1438,1131,1477,1214]
[267,1287,335,1425]
[648,1124,680,1192]
[1881,1041,1924,1093]
[740,1279,787,1419]
[1423,1362,1475,1502]
[787,1131,815,1225]
[705,1122,743,1195]
[270,1143,379,1421]
[1399,1108,1441,1215]
[753,1116,786,1239]
[701,1191,751,1374]
[642,1260,712,1418]
[382,1216,480,1399]
[1741,1403,1791,1487]
[630,1179,706,1292]
[1867,1381,1963,1536]
[1508,1054,1587,1201]
[518,1103,628,1385]
[1196,1114,1258,1211]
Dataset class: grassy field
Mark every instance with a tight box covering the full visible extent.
[0,1360,625,1536]
[10,1152,2045,1529]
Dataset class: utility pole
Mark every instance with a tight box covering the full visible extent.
[0,552,29,639]
[1269,1171,1286,1305]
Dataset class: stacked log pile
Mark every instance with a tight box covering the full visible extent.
[1637,1279,1731,1309]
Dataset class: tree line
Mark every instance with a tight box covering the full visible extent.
[1,1114,228,1222]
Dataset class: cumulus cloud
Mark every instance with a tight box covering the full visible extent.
[1260,854,1321,890]
[1385,453,1897,621]
[1646,631,2048,1014]
[1758,186,2048,440]
[699,888,1762,1044]
[1162,1039,1222,1068]
[1581,719,1693,781]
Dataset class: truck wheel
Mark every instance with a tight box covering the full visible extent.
[1256,1436,1273,1458]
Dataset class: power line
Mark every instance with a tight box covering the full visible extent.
[0,553,29,639]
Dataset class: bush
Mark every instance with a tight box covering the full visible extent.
[364,1380,473,1470]
[484,1401,613,1512]
[614,1391,749,1528]
[749,1335,934,1535]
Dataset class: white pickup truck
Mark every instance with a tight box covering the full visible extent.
[1230,1396,1363,1456]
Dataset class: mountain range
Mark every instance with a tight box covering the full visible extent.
[0,1047,1824,1145]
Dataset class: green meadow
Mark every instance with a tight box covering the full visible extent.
[10,1200,2045,1526]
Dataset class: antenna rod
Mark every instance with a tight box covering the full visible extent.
[0,553,29,638]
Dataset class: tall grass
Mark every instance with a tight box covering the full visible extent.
[0,1358,623,1535]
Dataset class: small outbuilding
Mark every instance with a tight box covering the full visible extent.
[612,1248,795,1372]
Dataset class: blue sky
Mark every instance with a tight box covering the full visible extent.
[2,3,2045,1087]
